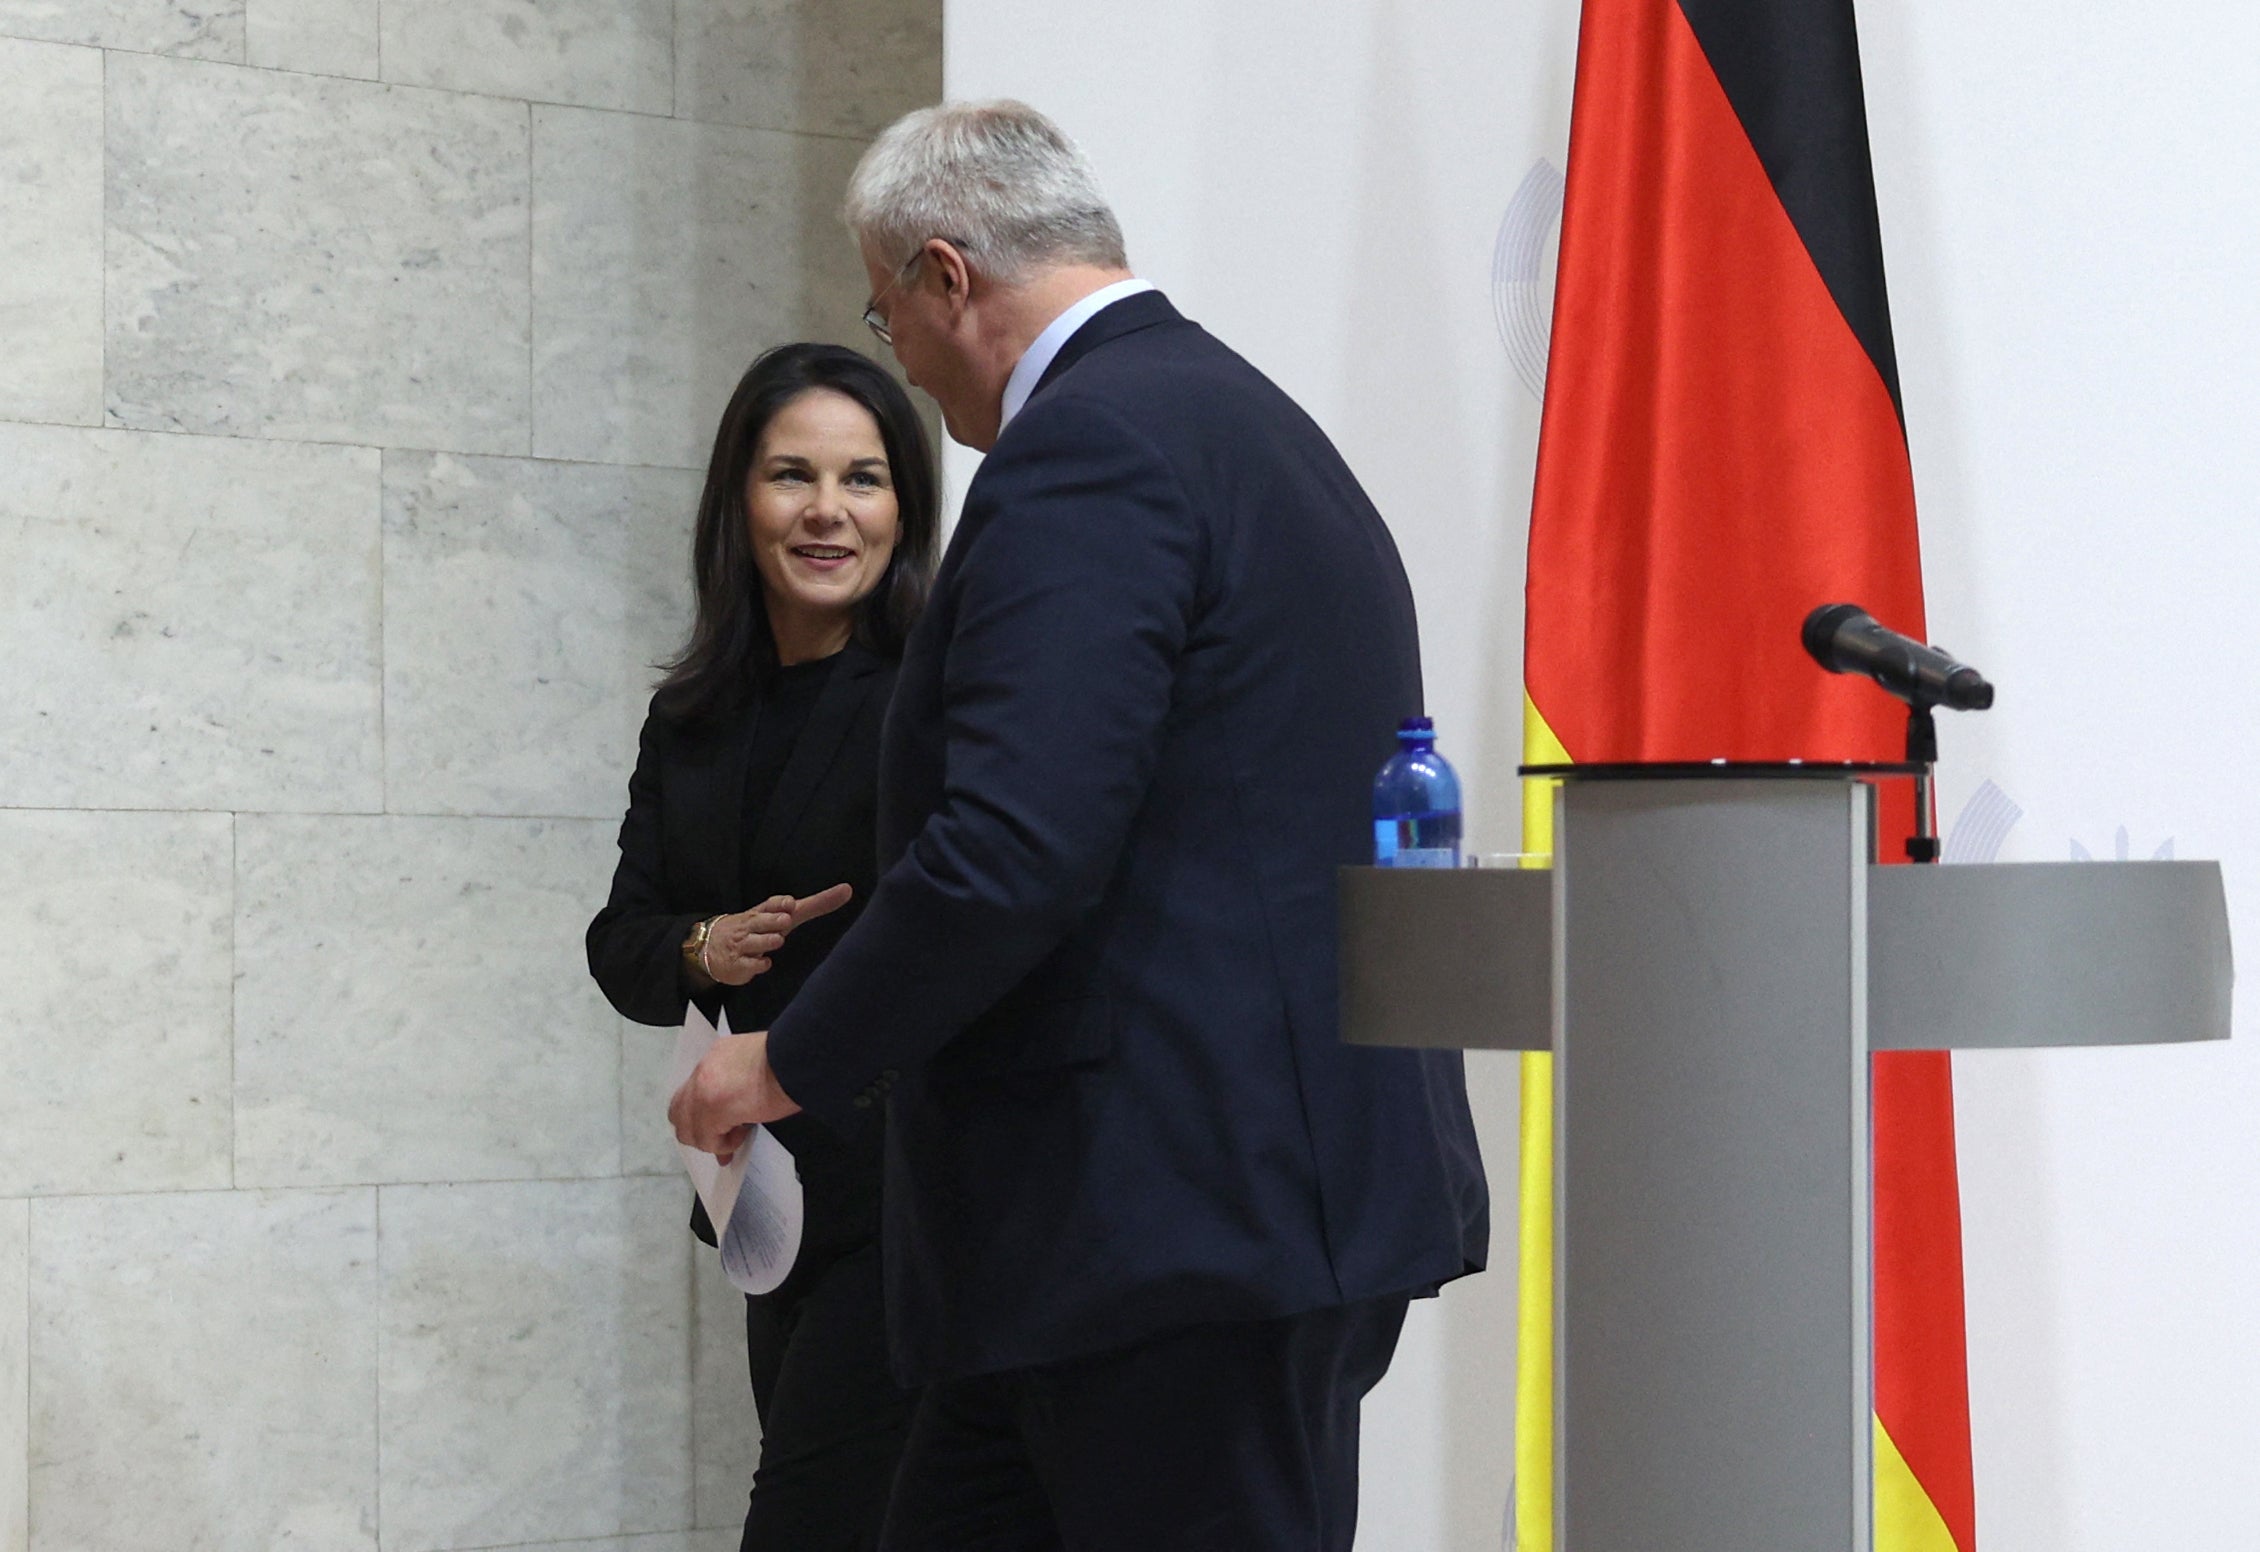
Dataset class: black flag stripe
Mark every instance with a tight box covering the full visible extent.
[1675,0,1904,426]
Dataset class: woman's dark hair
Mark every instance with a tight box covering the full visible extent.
[654,343,938,724]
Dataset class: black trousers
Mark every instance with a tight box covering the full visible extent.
[878,1292,1412,1552]
[740,1239,917,1552]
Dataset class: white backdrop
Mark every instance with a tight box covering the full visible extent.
[1868,5,2260,1548]
[942,3,2260,1547]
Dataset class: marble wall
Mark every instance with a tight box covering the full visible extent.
[0,4,937,1548]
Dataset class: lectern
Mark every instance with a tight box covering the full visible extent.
[1340,767,2233,1552]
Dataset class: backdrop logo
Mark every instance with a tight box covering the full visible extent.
[1492,159,1566,403]
[1943,779,2174,864]
[1942,779,2020,864]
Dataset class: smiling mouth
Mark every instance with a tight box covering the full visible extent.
[793,545,856,561]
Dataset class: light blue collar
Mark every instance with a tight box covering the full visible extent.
[998,278,1158,431]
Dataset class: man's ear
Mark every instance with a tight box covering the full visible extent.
[931,238,974,307]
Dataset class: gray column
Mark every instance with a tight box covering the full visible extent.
[1554,777,1871,1552]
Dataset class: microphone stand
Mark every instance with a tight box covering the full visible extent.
[1904,701,1940,864]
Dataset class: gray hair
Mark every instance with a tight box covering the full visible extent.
[844,100,1128,282]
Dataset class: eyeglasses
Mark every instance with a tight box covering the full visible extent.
[861,237,970,347]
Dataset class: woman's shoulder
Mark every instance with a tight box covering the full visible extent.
[637,686,755,756]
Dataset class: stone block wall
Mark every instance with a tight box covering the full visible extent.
[0,5,939,1548]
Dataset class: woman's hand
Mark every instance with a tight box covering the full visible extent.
[697,883,856,986]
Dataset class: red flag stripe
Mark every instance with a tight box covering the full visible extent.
[1874,1050,1978,1548]
[1526,0,1923,764]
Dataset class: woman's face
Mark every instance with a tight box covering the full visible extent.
[745,387,902,658]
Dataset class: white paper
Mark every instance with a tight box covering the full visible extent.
[672,1003,804,1295]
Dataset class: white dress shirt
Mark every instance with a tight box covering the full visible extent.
[997,278,1158,433]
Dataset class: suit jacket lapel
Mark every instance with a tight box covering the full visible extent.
[744,645,883,884]
[1028,290,1181,405]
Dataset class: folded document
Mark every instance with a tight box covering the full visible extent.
[671,1002,804,1295]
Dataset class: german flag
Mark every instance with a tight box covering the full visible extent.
[1514,2,1972,1548]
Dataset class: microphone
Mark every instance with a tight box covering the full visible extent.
[1801,603,1995,711]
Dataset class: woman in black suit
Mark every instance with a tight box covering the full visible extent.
[586,342,938,1552]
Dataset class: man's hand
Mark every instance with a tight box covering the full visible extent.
[700,883,856,986]
[669,1028,802,1162]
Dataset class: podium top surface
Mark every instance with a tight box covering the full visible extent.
[1518,760,1926,780]
[1339,857,2233,1054]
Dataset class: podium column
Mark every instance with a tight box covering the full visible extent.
[1338,764,2230,1552]
[1555,776,1872,1551]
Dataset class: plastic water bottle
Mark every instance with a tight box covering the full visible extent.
[1373,716,1462,867]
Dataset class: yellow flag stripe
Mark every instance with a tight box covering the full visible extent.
[1513,694,1568,1551]
[1512,1049,1555,1551]
[1875,1415,1965,1552]
[1520,692,1570,864]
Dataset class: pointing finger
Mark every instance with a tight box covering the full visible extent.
[789,883,855,927]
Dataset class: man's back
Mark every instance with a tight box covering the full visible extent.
[813,291,1489,1380]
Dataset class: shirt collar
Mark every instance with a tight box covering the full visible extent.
[998,278,1157,431]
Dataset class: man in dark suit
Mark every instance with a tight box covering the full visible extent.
[674,99,1488,1551]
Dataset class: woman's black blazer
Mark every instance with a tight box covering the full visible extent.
[587,643,897,1250]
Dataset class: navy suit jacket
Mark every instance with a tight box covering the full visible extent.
[766,291,1488,1383]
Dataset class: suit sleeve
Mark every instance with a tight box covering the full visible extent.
[766,396,1201,1122]
[586,704,705,1026]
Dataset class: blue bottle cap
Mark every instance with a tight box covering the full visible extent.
[1399,716,1434,733]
